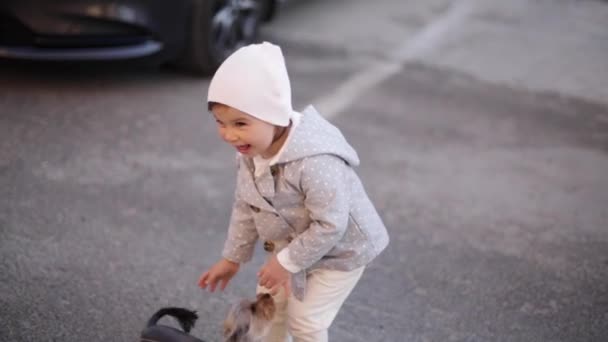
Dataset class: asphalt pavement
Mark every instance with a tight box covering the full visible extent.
[1,59,607,341]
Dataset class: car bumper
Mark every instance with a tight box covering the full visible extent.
[0,0,189,61]
[0,41,162,60]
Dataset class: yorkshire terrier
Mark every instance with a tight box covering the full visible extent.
[141,293,276,342]
[223,293,276,342]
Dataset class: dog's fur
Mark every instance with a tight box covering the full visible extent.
[223,293,276,342]
[141,293,275,342]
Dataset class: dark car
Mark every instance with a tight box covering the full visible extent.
[0,0,280,74]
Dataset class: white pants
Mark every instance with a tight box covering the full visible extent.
[257,267,365,342]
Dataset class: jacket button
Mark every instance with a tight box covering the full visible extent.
[287,236,294,243]
[270,166,279,177]
[250,205,260,213]
[263,241,275,252]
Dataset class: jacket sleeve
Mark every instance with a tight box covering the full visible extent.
[285,154,351,271]
[221,161,258,263]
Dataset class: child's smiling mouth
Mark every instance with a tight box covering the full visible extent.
[236,144,251,153]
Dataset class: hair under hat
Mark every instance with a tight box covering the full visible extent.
[207,42,294,127]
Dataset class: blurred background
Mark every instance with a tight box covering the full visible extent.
[1,0,607,341]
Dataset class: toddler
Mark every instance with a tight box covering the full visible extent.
[199,42,389,342]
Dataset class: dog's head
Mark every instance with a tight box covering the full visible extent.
[223,293,275,342]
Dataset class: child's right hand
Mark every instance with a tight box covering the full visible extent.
[198,258,240,292]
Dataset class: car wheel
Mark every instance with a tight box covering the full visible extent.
[178,0,265,75]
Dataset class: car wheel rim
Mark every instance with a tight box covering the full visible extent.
[210,0,259,62]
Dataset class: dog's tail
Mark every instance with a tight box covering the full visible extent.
[146,307,198,333]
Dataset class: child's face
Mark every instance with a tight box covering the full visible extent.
[211,104,278,158]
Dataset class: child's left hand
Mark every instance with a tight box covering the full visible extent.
[258,255,291,295]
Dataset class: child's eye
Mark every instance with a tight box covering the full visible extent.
[235,122,247,127]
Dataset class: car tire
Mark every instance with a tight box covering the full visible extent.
[177,0,266,75]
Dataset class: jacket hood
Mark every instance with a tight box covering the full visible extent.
[207,42,294,127]
[277,106,360,167]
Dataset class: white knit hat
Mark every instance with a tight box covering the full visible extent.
[207,42,294,127]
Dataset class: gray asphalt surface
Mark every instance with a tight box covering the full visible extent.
[1,1,608,341]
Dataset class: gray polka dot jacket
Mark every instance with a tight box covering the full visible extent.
[222,106,389,299]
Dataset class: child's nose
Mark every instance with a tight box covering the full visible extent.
[222,129,238,143]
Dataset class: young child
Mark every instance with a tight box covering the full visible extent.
[198,42,389,342]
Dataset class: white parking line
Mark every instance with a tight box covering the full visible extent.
[313,61,402,118]
[314,1,472,119]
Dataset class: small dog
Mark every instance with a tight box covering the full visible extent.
[141,293,276,342]
[141,307,204,342]
[223,293,276,342]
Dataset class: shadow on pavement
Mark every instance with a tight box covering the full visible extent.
[0,59,207,87]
